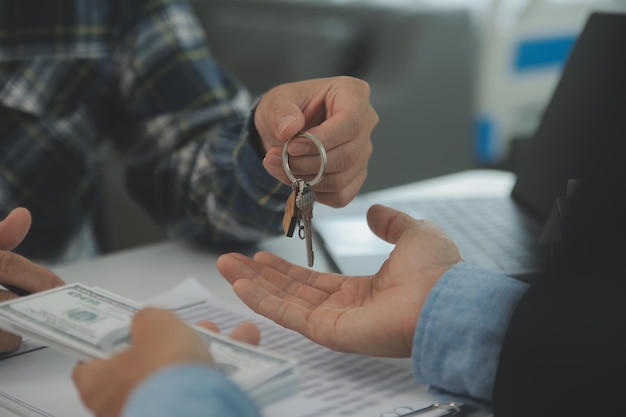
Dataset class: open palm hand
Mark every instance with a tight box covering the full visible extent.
[217,204,461,357]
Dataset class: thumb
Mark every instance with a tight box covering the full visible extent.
[366,204,418,245]
[255,98,305,144]
[0,207,32,251]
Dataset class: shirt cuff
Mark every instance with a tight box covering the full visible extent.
[123,365,262,417]
[412,262,529,404]
[234,124,291,210]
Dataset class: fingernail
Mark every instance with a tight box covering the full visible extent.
[264,153,282,169]
[278,115,296,136]
[288,142,310,156]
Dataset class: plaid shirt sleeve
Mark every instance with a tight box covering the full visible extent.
[0,0,291,259]
[114,0,291,245]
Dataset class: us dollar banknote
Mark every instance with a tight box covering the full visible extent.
[0,284,298,404]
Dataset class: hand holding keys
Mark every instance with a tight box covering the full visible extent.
[281,132,327,267]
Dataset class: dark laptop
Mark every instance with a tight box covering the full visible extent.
[314,12,626,280]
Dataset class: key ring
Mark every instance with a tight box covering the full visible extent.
[282,132,327,187]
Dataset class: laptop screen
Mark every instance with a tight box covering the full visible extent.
[511,12,626,222]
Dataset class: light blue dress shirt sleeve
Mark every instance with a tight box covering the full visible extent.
[412,262,529,406]
[123,365,262,417]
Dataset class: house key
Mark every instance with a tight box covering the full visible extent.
[282,132,327,267]
[296,182,315,266]
[282,179,305,237]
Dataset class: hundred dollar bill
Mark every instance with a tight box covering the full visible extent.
[0,284,298,404]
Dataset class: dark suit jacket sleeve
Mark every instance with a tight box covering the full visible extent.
[493,272,626,417]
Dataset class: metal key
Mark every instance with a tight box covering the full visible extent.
[296,183,315,267]
[282,180,304,237]
[281,131,327,267]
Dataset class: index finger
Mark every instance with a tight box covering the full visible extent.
[305,80,376,151]
[217,251,330,309]
[0,251,65,294]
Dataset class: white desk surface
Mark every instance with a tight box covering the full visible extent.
[0,169,513,417]
[54,169,514,296]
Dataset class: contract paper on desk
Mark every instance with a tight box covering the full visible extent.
[0,283,297,410]
[0,278,441,417]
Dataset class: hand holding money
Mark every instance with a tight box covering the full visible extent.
[73,307,265,417]
[72,308,215,417]
[0,207,65,352]
[0,283,297,416]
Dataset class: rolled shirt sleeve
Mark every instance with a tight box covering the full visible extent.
[412,262,529,406]
[123,365,263,417]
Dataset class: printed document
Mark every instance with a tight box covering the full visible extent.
[0,278,439,417]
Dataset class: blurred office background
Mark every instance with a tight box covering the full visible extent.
[97,0,626,253]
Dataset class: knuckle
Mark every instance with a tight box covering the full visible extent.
[333,191,354,208]
[370,109,380,127]
[343,76,372,95]
[359,78,372,96]
[319,179,357,208]
[337,141,370,172]
[0,251,18,279]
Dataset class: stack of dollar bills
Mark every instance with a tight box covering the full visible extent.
[0,284,298,408]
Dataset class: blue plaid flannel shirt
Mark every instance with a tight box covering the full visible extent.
[0,0,291,260]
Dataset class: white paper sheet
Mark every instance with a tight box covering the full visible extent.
[0,277,440,417]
